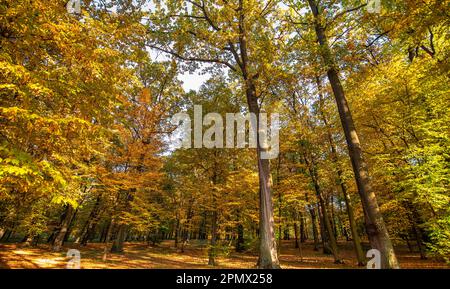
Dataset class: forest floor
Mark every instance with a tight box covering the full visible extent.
[0,240,448,269]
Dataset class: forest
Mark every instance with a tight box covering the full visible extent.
[0,0,449,270]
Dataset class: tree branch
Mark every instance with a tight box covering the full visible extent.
[327,3,367,28]
[147,44,237,72]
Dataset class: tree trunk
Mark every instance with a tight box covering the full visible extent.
[102,218,115,261]
[237,1,279,267]
[76,195,101,245]
[245,80,279,268]
[52,205,75,252]
[306,0,399,269]
[0,228,12,242]
[342,183,366,265]
[307,195,320,251]
[111,224,126,253]
[304,153,342,263]
[64,208,78,243]
[99,219,111,243]
[241,76,279,268]
[294,220,299,249]
[316,81,366,266]
[174,218,180,248]
[404,201,427,259]
[329,195,338,239]
[199,211,207,240]
[181,200,194,253]
[236,223,245,252]
[403,235,413,253]
[208,210,218,266]
[299,211,307,243]
[283,227,290,240]
[23,234,39,246]
[317,203,331,254]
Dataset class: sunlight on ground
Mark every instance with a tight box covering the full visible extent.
[1,241,448,269]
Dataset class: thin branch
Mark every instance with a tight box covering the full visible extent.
[327,3,367,28]
[260,0,274,17]
[420,45,435,58]
[366,30,392,48]
[147,44,237,72]
[224,42,243,71]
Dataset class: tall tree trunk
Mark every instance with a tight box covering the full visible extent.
[199,211,207,240]
[246,73,279,269]
[317,203,330,254]
[52,205,75,252]
[299,211,307,242]
[102,218,115,261]
[76,195,101,245]
[306,0,399,269]
[99,219,111,243]
[329,195,338,239]
[283,227,290,240]
[236,222,245,252]
[293,212,304,261]
[404,201,427,259]
[208,210,218,266]
[181,199,194,253]
[237,0,279,268]
[316,80,366,265]
[64,208,78,243]
[209,168,220,266]
[111,224,126,253]
[23,234,40,246]
[293,218,300,249]
[0,228,13,242]
[99,225,107,243]
[277,155,282,253]
[48,206,71,244]
[404,235,413,253]
[304,154,342,263]
[174,217,180,248]
[306,194,320,251]
[342,183,366,265]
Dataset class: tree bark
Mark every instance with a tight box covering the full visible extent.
[236,222,245,252]
[99,219,111,243]
[329,195,338,239]
[236,0,279,268]
[306,0,399,269]
[208,210,218,266]
[199,211,207,240]
[102,218,115,261]
[316,80,366,265]
[52,205,75,252]
[299,211,307,242]
[1,229,13,242]
[293,219,300,249]
[174,218,180,248]
[111,224,126,253]
[306,193,320,251]
[75,195,101,245]
[304,153,342,263]
[404,201,427,259]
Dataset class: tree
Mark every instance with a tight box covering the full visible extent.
[286,0,400,268]
[147,0,288,268]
